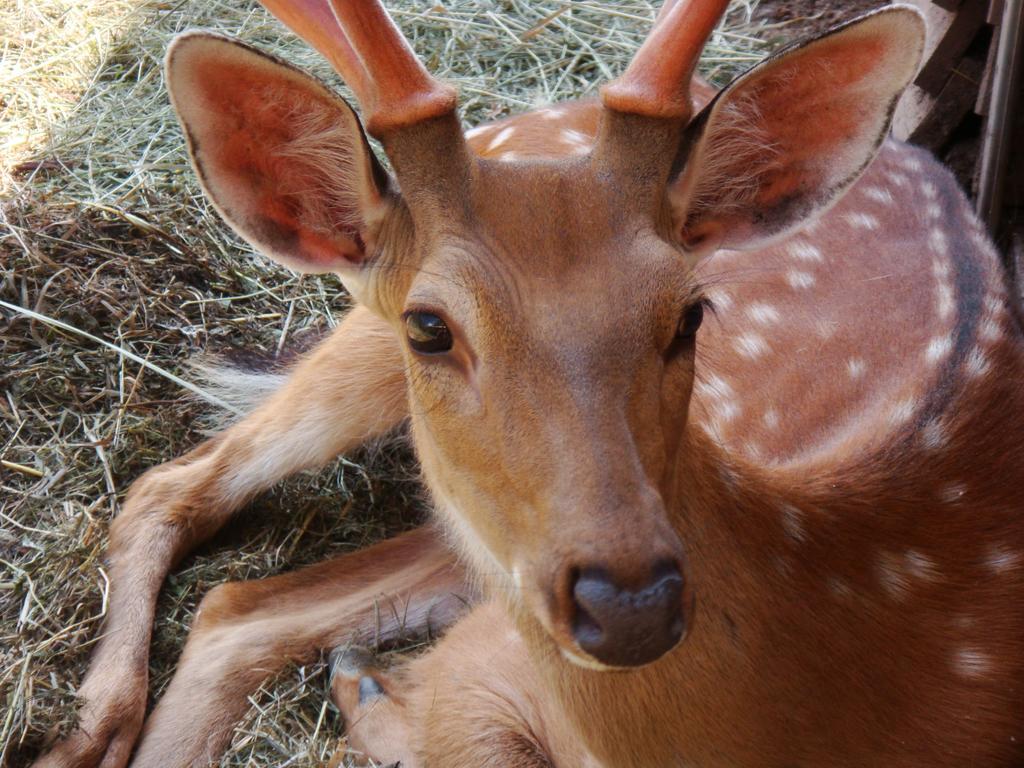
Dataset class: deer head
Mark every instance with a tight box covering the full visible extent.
[166,0,924,670]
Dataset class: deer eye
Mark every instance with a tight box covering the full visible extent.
[676,301,705,339]
[405,311,453,354]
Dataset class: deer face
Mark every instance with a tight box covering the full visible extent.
[397,159,705,668]
[167,2,924,669]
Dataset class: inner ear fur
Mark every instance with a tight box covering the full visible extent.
[669,6,925,252]
[166,32,390,274]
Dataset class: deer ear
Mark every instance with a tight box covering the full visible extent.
[166,33,390,280]
[668,7,925,254]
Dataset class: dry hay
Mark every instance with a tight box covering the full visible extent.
[0,1,773,765]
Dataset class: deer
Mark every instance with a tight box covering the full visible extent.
[31,0,1024,765]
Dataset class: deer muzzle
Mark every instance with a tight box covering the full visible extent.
[569,559,688,667]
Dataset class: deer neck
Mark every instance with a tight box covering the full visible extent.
[514,425,889,767]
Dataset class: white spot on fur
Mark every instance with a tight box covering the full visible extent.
[920,418,948,451]
[888,171,910,187]
[925,336,953,363]
[465,125,488,139]
[986,546,1022,575]
[889,397,917,426]
[936,283,955,320]
[921,181,938,200]
[844,212,879,230]
[735,332,769,359]
[763,408,779,430]
[879,550,941,600]
[488,126,516,151]
[696,374,734,401]
[787,270,816,289]
[932,257,951,278]
[560,128,589,146]
[716,400,741,423]
[569,144,589,156]
[709,290,734,310]
[954,649,993,678]
[965,348,991,378]
[925,202,943,220]
[847,358,867,380]
[815,319,838,341]
[929,228,950,256]
[901,154,923,172]
[984,295,1006,317]
[539,107,567,120]
[971,229,999,258]
[498,151,520,162]
[939,483,967,503]
[905,550,940,582]
[788,241,823,262]
[701,420,727,447]
[979,316,1002,343]
[747,302,780,325]
[862,185,894,205]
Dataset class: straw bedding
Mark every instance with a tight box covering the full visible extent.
[1,2,774,764]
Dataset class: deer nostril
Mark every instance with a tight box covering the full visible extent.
[570,560,686,668]
[572,602,604,649]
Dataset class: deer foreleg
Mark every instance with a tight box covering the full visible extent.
[34,305,408,768]
[129,526,471,767]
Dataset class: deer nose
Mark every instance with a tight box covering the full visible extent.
[570,560,687,667]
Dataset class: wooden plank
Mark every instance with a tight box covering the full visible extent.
[988,0,1004,26]
[1002,80,1024,275]
[977,25,999,115]
[976,0,1024,239]
[907,0,958,79]
[916,0,989,94]
[909,55,986,148]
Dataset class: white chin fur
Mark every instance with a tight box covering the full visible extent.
[560,647,618,672]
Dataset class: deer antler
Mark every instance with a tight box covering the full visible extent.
[601,0,730,121]
[259,0,457,135]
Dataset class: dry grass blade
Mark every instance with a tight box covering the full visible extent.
[0,299,244,414]
[0,1,773,765]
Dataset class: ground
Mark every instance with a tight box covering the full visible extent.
[755,0,886,37]
[0,1,931,765]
